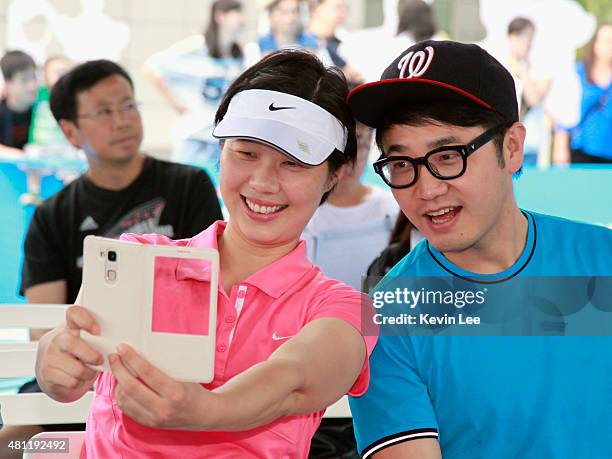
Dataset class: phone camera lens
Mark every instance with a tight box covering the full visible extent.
[107,251,117,262]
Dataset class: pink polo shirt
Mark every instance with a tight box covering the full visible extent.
[84,221,377,458]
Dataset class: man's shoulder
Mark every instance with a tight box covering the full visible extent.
[147,155,204,175]
[36,176,84,215]
[531,211,612,241]
[528,211,612,274]
[145,156,212,183]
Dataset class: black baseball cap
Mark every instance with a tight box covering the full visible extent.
[348,40,519,128]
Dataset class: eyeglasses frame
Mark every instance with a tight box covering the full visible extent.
[77,100,141,123]
[373,123,510,189]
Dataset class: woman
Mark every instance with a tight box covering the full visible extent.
[302,120,399,291]
[35,50,376,458]
[553,22,612,164]
[143,0,245,178]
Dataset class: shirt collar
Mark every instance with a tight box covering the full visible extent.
[176,221,315,298]
[175,221,223,283]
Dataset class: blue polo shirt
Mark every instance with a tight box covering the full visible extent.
[258,31,319,54]
[350,211,612,458]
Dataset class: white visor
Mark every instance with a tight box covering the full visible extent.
[212,89,347,166]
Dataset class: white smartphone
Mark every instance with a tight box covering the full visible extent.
[80,235,219,383]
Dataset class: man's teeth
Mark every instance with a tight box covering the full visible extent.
[428,207,454,217]
[245,198,284,214]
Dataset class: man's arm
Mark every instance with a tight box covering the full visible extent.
[374,438,441,458]
[25,280,67,340]
[141,36,202,115]
[0,144,24,157]
[142,67,187,115]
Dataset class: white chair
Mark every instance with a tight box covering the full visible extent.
[0,304,93,427]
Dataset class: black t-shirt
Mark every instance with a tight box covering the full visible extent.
[0,99,33,149]
[20,155,223,303]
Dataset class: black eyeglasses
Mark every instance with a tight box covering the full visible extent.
[373,124,508,189]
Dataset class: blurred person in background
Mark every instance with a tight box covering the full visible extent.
[143,0,244,178]
[244,0,320,67]
[339,0,440,83]
[2,58,222,459]
[396,0,438,43]
[506,17,550,114]
[19,55,75,206]
[308,0,363,84]
[505,17,552,166]
[28,55,74,147]
[384,0,439,74]
[553,22,612,164]
[303,120,399,291]
[0,50,37,157]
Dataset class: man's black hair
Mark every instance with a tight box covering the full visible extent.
[50,59,133,123]
[0,50,36,81]
[375,101,510,168]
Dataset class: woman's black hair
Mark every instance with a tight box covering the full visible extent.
[396,0,437,42]
[204,0,243,59]
[216,49,357,203]
[583,22,612,85]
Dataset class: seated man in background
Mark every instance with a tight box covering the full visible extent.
[0,50,38,156]
[0,59,222,457]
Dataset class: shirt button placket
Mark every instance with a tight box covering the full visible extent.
[227,285,247,349]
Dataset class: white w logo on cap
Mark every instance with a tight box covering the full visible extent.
[398,46,435,79]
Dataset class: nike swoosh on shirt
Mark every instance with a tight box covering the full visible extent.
[272,332,294,341]
[269,103,296,111]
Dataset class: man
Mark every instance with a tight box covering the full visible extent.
[504,17,552,166]
[347,40,612,458]
[0,50,38,155]
[1,59,222,455]
[244,0,319,67]
[307,0,363,84]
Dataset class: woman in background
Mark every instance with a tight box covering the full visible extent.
[144,0,245,179]
[553,22,612,164]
